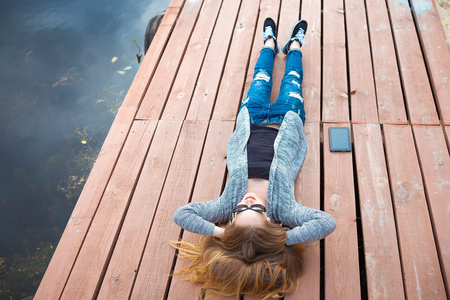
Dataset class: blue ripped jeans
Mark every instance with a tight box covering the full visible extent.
[240,47,305,124]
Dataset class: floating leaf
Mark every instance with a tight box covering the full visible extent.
[111,56,118,63]
[136,54,142,64]
[81,140,87,144]
[123,66,132,71]
[117,70,126,75]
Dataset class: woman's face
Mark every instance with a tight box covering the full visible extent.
[232,193,269,226]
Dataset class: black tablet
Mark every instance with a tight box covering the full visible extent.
[329,127,351,152]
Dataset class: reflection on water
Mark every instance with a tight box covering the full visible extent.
[0,0,170,297]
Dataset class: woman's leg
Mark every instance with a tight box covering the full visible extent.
[239,46,275,113]
[272,41,306,124]
[240,18,278,121]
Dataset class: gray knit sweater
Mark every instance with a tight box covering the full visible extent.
[173,107,336,245]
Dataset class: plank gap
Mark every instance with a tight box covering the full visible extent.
[362,0,380,123]
[128,121,184,298]
[319,0,324,123]
[379,124,408,296]
[406,0,442,124]
[383,0,411,126]
[207,0,245,121]
[93,125,157,299]
[343,0,352,123]
[156,4,205,121]
[350,124,369,299]
[164,121,211,299]
[161,1,224,120]
[209,0,257,122]
[319,123,325,299]
[411,125,450,295]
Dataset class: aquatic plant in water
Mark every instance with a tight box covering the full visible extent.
[133,40,143,63]
[0,243,55,299]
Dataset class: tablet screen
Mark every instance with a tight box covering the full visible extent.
[329,127,351,152]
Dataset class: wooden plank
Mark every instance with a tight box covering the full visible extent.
[159,0,224,121]
[270,0,300,103]
[167,120,234,299]
[345,0,378,124]
[211,0,260,121]
[34,4,182,298]
[385,0,439,125]
[322,0,349,123]
[410,0,450,125]
[364,0,407,124]
[353,124,404,299]
[97,120,183,299]
[167,0,184,8]
[383,124,446,299]
[136,0,204,120]
[286,122,321,300]
[242,0,280,102]
[130,120,209,299]
[121,5,183,110]
[323,123,360,298]
[412,125,450,295]
[61,120,158,299]
[299,0,322,123]
[183,0,243,121]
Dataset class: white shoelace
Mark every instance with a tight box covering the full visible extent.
[262,26,275,40]
[294,28,306,45]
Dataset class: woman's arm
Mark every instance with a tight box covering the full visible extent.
[173,197,230,237]
[282,204,336,246]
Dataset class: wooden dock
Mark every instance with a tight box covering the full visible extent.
[36,0,449,299]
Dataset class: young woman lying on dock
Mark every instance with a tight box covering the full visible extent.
[172,18,336,299]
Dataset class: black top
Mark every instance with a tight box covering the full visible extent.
[247,124,279,180]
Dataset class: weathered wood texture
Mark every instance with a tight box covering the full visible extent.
[322,0,349,123]
[410,0,450,125]
[365,0,408,124]
[323,123,360,299]
[98,120,183,299]
[412,125,450,296]
[37,0,450,299]
[300,0,322,123]
[159,0,226,121]
[212,0,260,121]
[353,124,404,299]
[383,125,446,299]
[386,0,439,125]
[135,0,204,120]
[345,0,378,124]
[184,0,243,121]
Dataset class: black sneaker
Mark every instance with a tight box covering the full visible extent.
[282,20,308,55]
[262,17,279,54]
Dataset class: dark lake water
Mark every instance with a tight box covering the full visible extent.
[0,0,170,297]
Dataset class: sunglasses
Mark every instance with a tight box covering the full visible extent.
[232,204,266,214]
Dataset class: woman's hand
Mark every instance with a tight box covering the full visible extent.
[212,226,225,239]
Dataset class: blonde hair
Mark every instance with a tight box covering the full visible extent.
[171,221,306,299]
